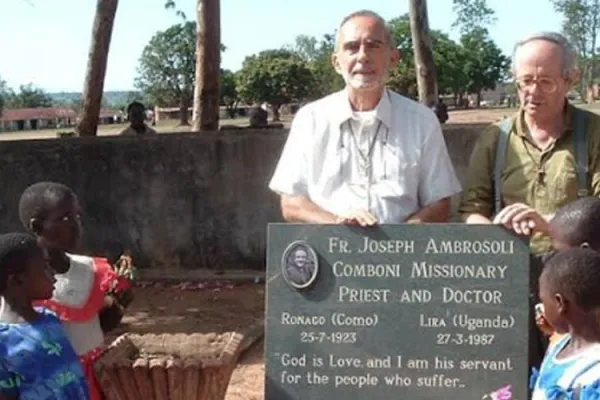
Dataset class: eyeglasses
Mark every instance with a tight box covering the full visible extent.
[515,76,563,93]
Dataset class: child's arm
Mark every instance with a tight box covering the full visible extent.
[99,295,124,333]
[96,255,135,333]
[113,288,134,309]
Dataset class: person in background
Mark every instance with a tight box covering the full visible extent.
[432,97,448,124]
[119,101,157,136]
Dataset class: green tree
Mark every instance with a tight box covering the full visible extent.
[290,35,320,62]
[9,84,53,108]
[237,50,317,120]
[386,15,417,98]
[452,0,497,34]
[432,32,469,103]
[69,97,84,114]
[164,0,187,20]
[135,21,196,125]
[552,0,600,102]
[0,77,12,117]
[292,33,345,98]
[388,15,468,102]
[220,69,238,118]
[461,28,510,107]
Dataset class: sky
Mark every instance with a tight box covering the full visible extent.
[0,0,564,92]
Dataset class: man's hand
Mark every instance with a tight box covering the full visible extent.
[335,210,377,227]
[493,203,550,236]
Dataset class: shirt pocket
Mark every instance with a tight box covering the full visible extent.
[550,150,580,206]
[553,169,579,205]
[373,143,419,200]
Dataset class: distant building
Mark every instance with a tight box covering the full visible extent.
[0,108,77,132]
[466,82,513,108]
[0,107,124,132]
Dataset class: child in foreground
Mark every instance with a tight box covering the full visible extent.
[19,181,134,400]
[535,196,600,345]
[531,248,600,399]
[0,232,90,400]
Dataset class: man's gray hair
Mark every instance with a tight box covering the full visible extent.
[512,31,578,77]
[334,10,395,51]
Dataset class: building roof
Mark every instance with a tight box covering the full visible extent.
[0,107,77,122]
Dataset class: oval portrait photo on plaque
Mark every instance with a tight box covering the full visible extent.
[281,240,319,290]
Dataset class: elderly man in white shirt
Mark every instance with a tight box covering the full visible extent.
[269,10,461,226]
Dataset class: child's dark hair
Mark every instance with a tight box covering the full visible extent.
[18,182,75,233]
[542,248,600,312]
[0,233,42,292]
[127,101,145,114]
[550,197,600,249]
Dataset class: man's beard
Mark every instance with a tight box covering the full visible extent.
[340,70,389,91]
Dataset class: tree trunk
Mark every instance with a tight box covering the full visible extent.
[179,95,190,126]
[476,91,482,108]
[76,0,118,137]
[408,0,438,106]
[272,104,280,122]
[192,0,221,132]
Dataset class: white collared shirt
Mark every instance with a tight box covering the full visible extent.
[268,89,461,223]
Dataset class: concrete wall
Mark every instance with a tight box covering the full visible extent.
[0,125,485,272]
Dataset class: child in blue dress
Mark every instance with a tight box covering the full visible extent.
[531,248,600,399]
[0,233,90,400]
[536,197,600,344]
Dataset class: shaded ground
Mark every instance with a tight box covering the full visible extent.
[105,283,265,399]
[0,116,293,141]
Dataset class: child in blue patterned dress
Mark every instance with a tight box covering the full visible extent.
[0,233,90,400]
[531,248,600,399]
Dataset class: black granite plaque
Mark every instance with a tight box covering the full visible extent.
[265,224,530,400]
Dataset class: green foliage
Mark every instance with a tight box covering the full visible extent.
[220,69,238,117]
[460,28,510,101]
[433,32,470,96]
[288,34,345,97]
[452,0,497,34]
[552,0,600,60]
[236,50,317,119]
[164,0,186,20]
[135,21,196,109]
[8,84,53,108]
[0,77,11,117]
[388,15,467,98]
[386,14,508,106]
[552,0,600,101]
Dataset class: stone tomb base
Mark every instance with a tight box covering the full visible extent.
[94,332,244,400]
